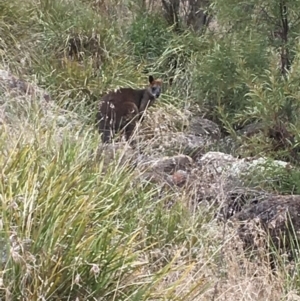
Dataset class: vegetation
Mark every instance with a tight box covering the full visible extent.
[1,0,300,299]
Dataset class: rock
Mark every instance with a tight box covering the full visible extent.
[217,135,241,155]
[230,195,300,261]
[236,121,265,137]
[198,151,291,178]
[199,151,237,169]
[177,151,300,265]
[0,69,51,103]
[147,154,193,174]
[180,151,294,222]
[137,151,288,212]
[217,188,272,221]
[172,170,188,187]
[56,115,68,127]
[187,116,221,139]
[136,154,193,188]
[173,133,207,160]
[0,68,86,139]
[139,131,206,160]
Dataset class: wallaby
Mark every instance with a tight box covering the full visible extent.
[96,75,162,143]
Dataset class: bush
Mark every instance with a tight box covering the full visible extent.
[127,12,172,62]
[242,158,300,194]
[189,30,270,130]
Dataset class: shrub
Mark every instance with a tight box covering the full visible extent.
[189,30,270,130]
[127,12,172,62]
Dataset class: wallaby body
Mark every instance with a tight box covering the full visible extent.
[96,76,162,143]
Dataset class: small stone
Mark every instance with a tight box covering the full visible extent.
[172,170,188,186]
[56,115,68,127]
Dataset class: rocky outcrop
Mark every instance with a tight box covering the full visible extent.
[229,195,300,262]
[130,149,300,263]
[0,69,51,103]
[136,154,193,187]
[187,116,221,139]
[0,68,84,135]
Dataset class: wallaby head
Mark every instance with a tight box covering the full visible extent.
[139,76,163,112]
[148,75,162,98]
[97,75,163,144]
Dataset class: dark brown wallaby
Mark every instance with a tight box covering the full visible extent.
[96,75,162,143]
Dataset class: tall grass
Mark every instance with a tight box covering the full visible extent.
[0,93,186,299]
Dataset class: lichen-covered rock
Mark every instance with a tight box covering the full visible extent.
[136,154,193,187]
[0,69,51,103]
[198,151,291,178]
[176,152,294,222]
[230,195,300,261]
[0,68,85,138]
[172,170,189,187]
[144,154,193,174]
[187,116,221,139]
[236,121,265,137]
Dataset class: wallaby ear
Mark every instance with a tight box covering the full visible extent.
[149,75,154,84]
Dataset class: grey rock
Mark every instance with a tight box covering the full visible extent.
[230,195,300,261]
[188,116,221,139]
[0,69,51,103]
